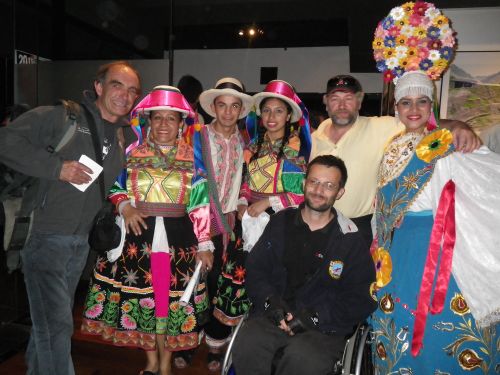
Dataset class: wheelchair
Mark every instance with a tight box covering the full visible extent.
[222,312,373,375]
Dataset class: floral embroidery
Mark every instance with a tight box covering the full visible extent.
[372,247,393,288]
[372,314,410,371]
[233,266,246,283]
[127,243,138,259]
[450,293,470,316]
[416,128,452,163]
[458,349,483,371]
[85,303,103,319]
[181,315,196,333]
[378,131,423,187]
[215,253,251,324]
[401,173,420,190]
[139,297,155,309]
[121,314,137,330]
[380,293,395,314]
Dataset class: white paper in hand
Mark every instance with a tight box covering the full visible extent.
[71,154,103,192]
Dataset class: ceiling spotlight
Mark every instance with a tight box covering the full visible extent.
[248,28,256,36]
[238,30,244,36]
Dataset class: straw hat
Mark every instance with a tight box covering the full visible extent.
[199,77,253,119]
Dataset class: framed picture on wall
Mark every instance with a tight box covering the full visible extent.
[439,51,500,137]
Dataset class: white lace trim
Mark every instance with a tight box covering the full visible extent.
[197,240,215,252]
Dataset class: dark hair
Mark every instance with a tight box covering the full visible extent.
[306,155,348,188]
[251,97,294,163]
[95,60,141,90]
[177,75,203,104]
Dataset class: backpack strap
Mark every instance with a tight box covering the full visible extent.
[50,99,80,153]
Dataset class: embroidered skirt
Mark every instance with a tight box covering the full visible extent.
[370,213,499,374]
[212,218,251,326]
[81,215,209,351]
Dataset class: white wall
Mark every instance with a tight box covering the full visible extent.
[173,46,383,94]
[34,59,169,106]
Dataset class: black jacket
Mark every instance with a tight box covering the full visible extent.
[0,91,124,234]
[246,206,377,336]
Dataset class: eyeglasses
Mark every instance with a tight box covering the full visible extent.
[305,178,339,192]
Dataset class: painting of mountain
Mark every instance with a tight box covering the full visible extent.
[442,52,500,136]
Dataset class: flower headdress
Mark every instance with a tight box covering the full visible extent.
[373,1,456,85]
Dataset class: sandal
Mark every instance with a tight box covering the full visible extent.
[207,351,223,372]
[173,350,194,369]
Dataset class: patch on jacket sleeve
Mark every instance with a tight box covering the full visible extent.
[328,260,344,279]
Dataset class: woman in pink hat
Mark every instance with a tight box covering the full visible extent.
[212,80,312,338]
[81,86,213,375]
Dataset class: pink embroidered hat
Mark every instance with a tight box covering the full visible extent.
[128,85,194,151]
[252,80,303,122]
[133,85,194,118]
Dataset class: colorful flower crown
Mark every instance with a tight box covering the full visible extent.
[373,1,456,84]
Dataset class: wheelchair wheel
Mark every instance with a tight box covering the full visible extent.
[332,324,373,375]
[222,310,250,375]
[353,325,373,375]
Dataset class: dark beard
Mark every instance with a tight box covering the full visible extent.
[304,195,333,213]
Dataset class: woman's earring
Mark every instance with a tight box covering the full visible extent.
[178,124,183,140]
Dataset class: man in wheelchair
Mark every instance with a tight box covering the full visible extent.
[232,155,377,375]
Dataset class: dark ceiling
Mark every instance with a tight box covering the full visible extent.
[3,0,500,71]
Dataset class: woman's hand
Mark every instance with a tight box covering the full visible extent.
[196,251,214,273]
[247,199,271,217]
[122,203,148,236]
[237,204,247,220]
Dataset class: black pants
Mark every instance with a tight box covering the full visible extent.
[233,316,345,375]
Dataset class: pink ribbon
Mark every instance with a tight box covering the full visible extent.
[151,252,171,318]
[411,179,456,356]
[265,80,303,111]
